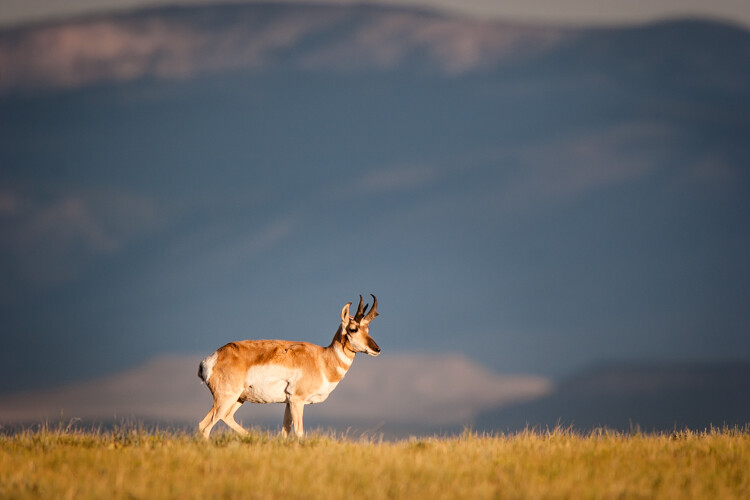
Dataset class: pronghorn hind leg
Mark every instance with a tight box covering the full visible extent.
[222,400,248,436]
[201,395,242,439]
[282,403,292,438]
[200,404,221,440]
[198,407,215,438]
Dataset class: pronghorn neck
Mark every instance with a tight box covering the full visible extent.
[326,326,355,377]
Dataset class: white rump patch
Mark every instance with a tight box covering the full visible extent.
[201,352,218,383]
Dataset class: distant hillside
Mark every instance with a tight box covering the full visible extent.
[0,354,550,437]
[475,362,750,433]
[2,3,749,93]
[0,2,569,92]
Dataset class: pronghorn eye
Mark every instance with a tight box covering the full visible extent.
[347,327,357,334]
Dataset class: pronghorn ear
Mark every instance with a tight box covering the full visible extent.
[340,302,352,324]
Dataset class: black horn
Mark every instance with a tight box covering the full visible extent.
[354,295,366,321]
[363,294,379,323]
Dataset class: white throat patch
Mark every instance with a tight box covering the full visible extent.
[334,343,353,367]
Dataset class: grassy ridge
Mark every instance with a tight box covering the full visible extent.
[2,425,749,499]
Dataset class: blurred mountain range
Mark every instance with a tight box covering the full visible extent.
[0,354,551,437]
[476,361,750,433]
[2,354,747,436]
[2,3,749,90]
[0,3,569,91]
[0,3,749,401]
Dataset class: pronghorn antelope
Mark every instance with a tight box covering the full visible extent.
[197,295,381,439]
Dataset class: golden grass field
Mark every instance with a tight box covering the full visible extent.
[2,424,749,499]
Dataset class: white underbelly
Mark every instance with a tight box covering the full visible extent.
[241,364,298,404]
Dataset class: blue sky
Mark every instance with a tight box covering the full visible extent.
[1,2,749,397]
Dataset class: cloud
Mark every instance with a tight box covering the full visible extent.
[0,353,552,432]
[502,123,676,207]
[359,163,439,193]
[324,353,552,425]
[361,122,681,232]
[0,187,165,296]
[675,154,744,196]
[198,215,297,270]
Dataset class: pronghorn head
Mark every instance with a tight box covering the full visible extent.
[340,294,381,356]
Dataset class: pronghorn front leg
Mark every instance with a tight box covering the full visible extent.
[289,400,305,438]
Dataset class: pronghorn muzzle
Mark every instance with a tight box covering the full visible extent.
[367,337,381,356]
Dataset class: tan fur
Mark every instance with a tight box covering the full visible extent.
[198,296,380,439]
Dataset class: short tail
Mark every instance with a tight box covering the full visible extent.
[198,352,217,385]
[197,361,206,384]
